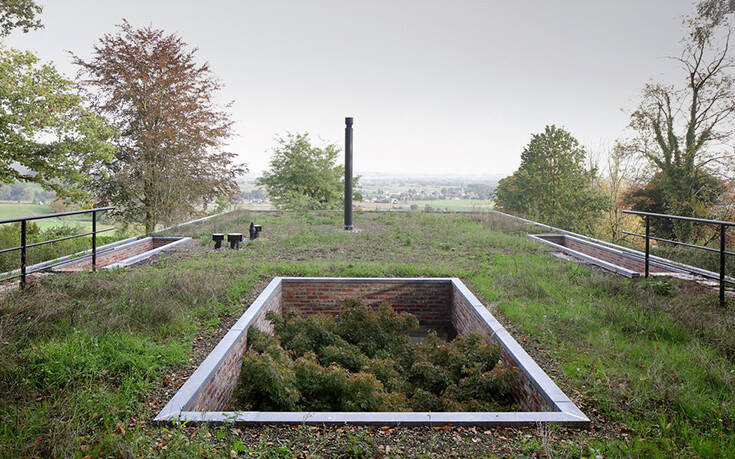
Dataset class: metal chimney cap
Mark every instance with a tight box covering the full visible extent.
[345,117,353,125]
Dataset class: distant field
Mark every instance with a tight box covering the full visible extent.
[358,199,495,212]
[0,202,51,219]
[236,202,274,211]
[407,199,494,210]
[0,202,113,231]
[237,200,496,212]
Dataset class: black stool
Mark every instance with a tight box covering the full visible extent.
[249,222,263,240]
[212,233,224,249]
[227,233,243,249]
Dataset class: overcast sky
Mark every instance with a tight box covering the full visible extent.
[6,1,696,177]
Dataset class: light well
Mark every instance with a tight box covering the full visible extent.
[156,277,589,426]
[529,234,677,278]
[52,236,190,272]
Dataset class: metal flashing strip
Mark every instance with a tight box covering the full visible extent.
[492,210,733,283]
[0,211,228,282]
[528,234,640,278]
[105,237,191,268]
[156,277,589,426]
[168,410,587,425]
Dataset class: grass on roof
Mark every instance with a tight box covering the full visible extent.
[0,210,733,457]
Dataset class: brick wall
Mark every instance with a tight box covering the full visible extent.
[54,237,180,272]
[281,280,452,325]
[187,329,248,411]
[185,283,282,411]
[548,236,672,274]
[450,286,553,412]
[252,283,283,334]
[181,279,559,414]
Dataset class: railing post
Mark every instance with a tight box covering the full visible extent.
[645,216,650,278]
[721,224,726,308]
[92,210,97,272]
[20,220,27,289]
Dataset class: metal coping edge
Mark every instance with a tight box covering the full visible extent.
[156,277,589,425]
[104,237,192,269]
[528,234,639,278]
[491,210,734,283]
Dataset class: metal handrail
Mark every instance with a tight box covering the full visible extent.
[622,210,735,227]
[0,206,115,288]
[623,209,731,307]
[0,206,114,224]
[621,230,735,257]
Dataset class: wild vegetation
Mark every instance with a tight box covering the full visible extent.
[0,210,733,456]
[257,132,361,211]
[494,0,735,258]
[0,6,243,234]
[73,21,246,233]
[234,302,517,412]
[494,125,609,234]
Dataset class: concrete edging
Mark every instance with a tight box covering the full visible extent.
[0,210,227,280]
[155,277,589,426]
[105,237,192,269]
[528,234,640,278]
[492,210,733,283]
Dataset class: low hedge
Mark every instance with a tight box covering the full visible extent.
[233,300,518,412]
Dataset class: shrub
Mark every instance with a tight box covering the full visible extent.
[333,299,418,358]
[409,359,452,395]
[456,360,517,408]
[318,342,367,372]
[268,310,341,357]
[410,388,443,411]
[233,346,299,411]
[234,300,519,412]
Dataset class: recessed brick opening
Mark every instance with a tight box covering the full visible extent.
[531,234,676,277]
[157,277,589,426]
[53,236,188,272]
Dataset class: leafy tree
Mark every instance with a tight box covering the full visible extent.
[257,132,360,210]
[595,142,642,242]
[48,198,66,214]
[73,21,246,233]
[626,0,734,239]
[624,171,723,241]
[494,125,609,233]
[0,46,115,202]
[0,0,42,37]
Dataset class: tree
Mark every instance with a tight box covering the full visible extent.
[0,46,115,202]
[627,0,735,239]
[257,132,360,210]
[624,170,723,240]
[595,142,642,242]
[48,197,68,214]
[494,125,609,234]
[73,21,246,233]
[0,0,42,37]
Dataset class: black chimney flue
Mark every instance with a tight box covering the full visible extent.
[344,117,353,231]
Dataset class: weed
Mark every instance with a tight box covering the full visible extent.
[2,210,734,456]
